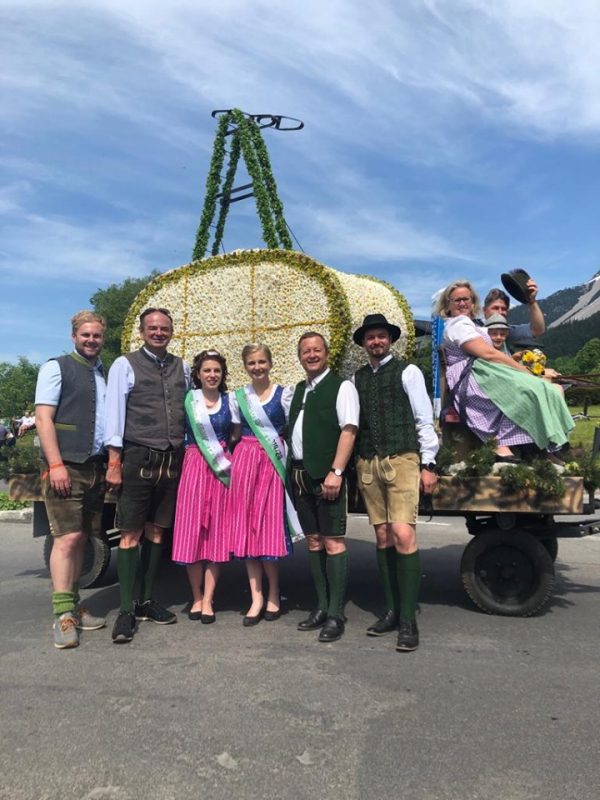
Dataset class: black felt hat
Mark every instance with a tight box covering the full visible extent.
[353,313,401,345]
[500,268,531,305]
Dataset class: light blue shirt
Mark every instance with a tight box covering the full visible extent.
[35,355,106,456]
[104,348,191,448]
[508,322,533,341]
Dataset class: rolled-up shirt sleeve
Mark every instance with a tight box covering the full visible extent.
[444,315,481,347]
[35,361,62,406]
[402,364,439,464]
[336,380,360,428]
[104,357,135,448]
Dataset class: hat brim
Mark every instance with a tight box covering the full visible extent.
[500,270,531,305]
[353,323,401,346]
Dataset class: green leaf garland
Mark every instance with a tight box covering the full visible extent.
[193,109,293,258]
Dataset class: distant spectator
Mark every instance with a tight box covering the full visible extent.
[17,410,36,437]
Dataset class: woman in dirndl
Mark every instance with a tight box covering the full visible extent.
[172,350,232,624]
[228,343,302,626]
[435,280,573,461]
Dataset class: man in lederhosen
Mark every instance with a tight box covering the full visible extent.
[353,314,438,652]
[288,332,359,643]
[105,308,190,643]
[35,310,108,648]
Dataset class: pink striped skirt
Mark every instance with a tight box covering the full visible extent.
[227,436,288,559]
[172,445,231,564]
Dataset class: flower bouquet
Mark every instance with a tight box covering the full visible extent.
[517,348,547,376]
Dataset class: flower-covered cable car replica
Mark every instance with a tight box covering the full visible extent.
[9,110,598,618]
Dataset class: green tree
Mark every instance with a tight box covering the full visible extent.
[411,340,433,393]
[90,272,158,369]
[554,355,577,374]
[574,338,600,374]
[0,357,40,418]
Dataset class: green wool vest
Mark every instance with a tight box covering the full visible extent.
[288,371,344,479]
[355,358,418,459]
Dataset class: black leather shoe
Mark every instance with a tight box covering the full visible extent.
[264,609,281,622]
[396,619,419,651]
[366,610,398,637]
[201,613,216,624]
[188,609,202,621]
[242,610,263,627]
[297,609,328,631]
[318,616,345,643]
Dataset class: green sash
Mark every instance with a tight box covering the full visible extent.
[184,391,231,487]
[235,387,304,541]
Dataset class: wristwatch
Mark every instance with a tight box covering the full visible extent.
[420,462,436,472]
[330,467,343,477]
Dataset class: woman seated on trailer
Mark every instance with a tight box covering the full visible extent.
[435,280,573,463]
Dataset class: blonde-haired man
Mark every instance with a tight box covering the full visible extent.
[35,310,107,649]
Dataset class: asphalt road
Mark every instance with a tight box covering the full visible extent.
[1,516,599,800]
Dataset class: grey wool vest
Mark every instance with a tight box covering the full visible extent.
[123,349,186,450]
[354,358,418,459]
[51,353,102,463]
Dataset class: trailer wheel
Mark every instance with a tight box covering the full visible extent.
[539,535,559,562]
[43,533,112,588]
[461,530,555,617]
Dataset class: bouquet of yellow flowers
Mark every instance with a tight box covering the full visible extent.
[517,348,547,376]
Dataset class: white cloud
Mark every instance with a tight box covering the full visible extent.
[303,206,464,264]
[0,209,195,285]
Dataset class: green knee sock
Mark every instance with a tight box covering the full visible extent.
[72,582,80,607]
[386,546,401,613]
[308,549,329,611]
[326,551,349,619]
[140,539,163,603]
[396,550,422,621]
[52,591,76,617]
[376,546,399,614]
[117,547,140,613]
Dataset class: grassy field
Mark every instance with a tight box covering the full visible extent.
[569,404,600,451]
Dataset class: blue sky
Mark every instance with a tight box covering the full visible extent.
[2,0,600,363]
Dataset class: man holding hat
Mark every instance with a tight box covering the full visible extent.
[353,314,438,652]
[483,271,546,347]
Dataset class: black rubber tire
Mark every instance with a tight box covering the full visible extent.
[43,533,112,588]
[460,530,555,617]
[539,535,559,562]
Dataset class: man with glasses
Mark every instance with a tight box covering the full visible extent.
[105,308,190,643]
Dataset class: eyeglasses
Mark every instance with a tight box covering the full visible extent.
[450,296,473,304]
